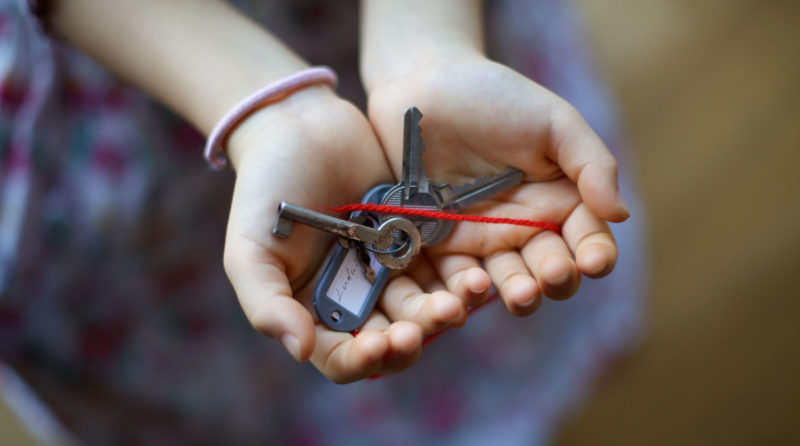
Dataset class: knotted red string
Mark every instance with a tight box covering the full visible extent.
[329,203,561,234]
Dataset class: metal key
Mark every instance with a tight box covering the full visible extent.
[399,106,430,201]
[379,107,448,244]
[273,202,421,270]
[424,167,523,245]
[379,106,523,246]
[313,184,394,331]
[436,168,523,212]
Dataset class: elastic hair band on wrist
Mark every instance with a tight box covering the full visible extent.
[203,66,338,170]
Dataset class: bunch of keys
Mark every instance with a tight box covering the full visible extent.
[273,107,522,331]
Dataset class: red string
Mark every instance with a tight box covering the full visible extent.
[329,203,561,234]
[339,202,557,381]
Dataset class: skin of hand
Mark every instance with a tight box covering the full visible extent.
[365,53,629,316]
[52,0,626,383]
[51,0,479,383]
[223,87,485,383]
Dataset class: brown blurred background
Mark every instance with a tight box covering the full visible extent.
[557,0,800,444]
[2,0,799,444]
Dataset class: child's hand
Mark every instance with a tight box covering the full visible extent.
[222,88,475,383]
[366,55,629,315]
[49,0,489,383]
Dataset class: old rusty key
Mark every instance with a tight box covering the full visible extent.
[272,187,420,331]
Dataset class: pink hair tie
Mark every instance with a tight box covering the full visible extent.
[204,66,338,169]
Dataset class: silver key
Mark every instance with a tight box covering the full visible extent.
[313,183,395,332]
[400,106,430,200]
[379,107,448,244]
[380,106,524,246]
[422,167,523,245]
[273,202,421,270]
[437,167,523,212]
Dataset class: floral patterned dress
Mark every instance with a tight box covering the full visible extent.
[0,0,648,445]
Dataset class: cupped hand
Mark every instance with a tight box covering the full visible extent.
[367,55,629,315]
[221,87,475,383]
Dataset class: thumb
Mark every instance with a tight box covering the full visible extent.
[224,242,315,362]
[546,100,630,223]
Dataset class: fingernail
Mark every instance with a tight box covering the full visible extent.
[469,285,489,295]
[616,190,630,217]
[518,294,538,308]
[548,268,571,286]
[281,333,301,361]
[582,248,610,276]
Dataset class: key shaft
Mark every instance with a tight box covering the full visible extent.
[273,202,389,246]
[439,167,523,212]
[273,202,422,270]
[401,107,430,199]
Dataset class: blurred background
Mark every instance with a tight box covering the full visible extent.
[557,0,800,444]
[2,0,798,444]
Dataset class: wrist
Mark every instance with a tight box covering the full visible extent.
[360,0,484,94]
[361,44,485,96]
[204,67,338,169]
[187,60,310,138]
[225,86,343,170]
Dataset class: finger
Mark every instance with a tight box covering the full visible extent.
[546,99,629,223]
[484,250,541,316]
[520,231,581,301]
[430,253,491,307]
[311,314,423,382]
[311,323,388,384]
[379,275,468,333]
[354,315,423,375]
[377,320,424,375]
[224,242,315,362]
[562,203,618,278]
[403,253,447,294]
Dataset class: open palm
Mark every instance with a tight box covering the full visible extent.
[368,56,629,315]
[222,89,482,383]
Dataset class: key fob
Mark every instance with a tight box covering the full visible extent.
[314,184,394,331]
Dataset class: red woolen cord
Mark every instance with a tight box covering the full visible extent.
[329,203,561,234]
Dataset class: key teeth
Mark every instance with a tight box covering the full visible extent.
[407,107,425,155]
[401,106,430,199]
[405,106,423,122]
[447,167,522,197]
[438,167,524,213]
